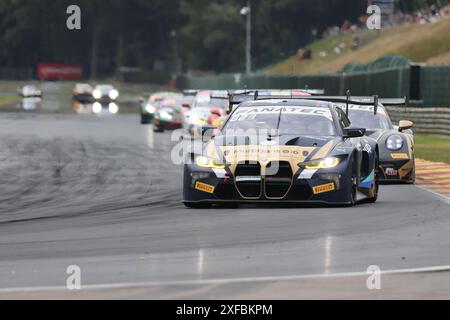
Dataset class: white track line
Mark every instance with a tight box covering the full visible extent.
[415,184,450,203]
[1,264,450,294]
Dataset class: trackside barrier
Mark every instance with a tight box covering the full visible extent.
[386,106,450,135]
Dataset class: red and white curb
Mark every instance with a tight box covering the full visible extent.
[416,159,450,200]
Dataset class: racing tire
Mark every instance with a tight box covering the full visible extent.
[184,202,212,209]
[152,124,164,133]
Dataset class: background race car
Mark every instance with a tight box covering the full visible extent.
[182,90,229,136]
[152,97,184,132]
[343,97,415,183]
[139,92,183,124]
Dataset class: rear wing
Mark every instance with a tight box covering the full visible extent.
[183,90,199,96]
[228,88,325,112]
[229,89,407,115]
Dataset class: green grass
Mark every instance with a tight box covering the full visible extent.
[415,135,450,164]
[266,17,450,75]
[0,95,20,108]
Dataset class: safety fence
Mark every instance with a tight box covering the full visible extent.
[175,55,450,108]
[386,106,450,135]
[176,67,411,100]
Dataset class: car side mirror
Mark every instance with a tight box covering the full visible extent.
[343,127,366,138]
[399,120,413,132]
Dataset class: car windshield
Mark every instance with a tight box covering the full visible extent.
[223,105,337,136]
[97,85,114,91]
[347,109,393,130]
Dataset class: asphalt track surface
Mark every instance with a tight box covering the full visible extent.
[0,112,449,299]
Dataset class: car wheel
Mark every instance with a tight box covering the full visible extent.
[153,124,164,133]
[184,202,212,209]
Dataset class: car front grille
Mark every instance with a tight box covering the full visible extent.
[235,162,262,199]
[264,161,293,199]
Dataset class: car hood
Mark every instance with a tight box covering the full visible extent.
[204,135,340,170]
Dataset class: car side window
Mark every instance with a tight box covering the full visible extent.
[336,107,351,128]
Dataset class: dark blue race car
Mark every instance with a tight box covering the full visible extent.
[183,96,381,208]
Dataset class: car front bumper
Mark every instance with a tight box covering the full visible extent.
[183,163,355,205]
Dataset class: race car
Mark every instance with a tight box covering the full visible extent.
[207,107,227,128]
[140,92,183,124]
[343,97,415,183]
[152,97,184,132]
[182,91,229,136]
[72,83,94,103]
[183,95,380,208]
[92,84,119,102]
[18,85,42,98]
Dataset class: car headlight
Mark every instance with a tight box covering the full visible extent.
[195,156,228,169]
[145,104,156,114]
[93,90,102,99]
[386,135,404,151]
[109,90,119,100]
[160,111,173,121]
[299,157,340,169]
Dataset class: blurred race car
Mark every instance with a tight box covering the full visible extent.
[344,97,415,183]
[18,85,42,98]
[72,83,94,103]
[92,84,119,102]
[182,91,229,135]
[183,95,380,208]
[140,92,183,124]
[207,107,227,128]
[152,97,184,132]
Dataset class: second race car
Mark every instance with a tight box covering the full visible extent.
[343,97,415,183]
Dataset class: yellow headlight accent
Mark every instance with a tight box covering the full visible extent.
[195,156,227,169]
[302,157,340,169]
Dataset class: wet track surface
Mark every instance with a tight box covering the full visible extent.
[0,111,449,297]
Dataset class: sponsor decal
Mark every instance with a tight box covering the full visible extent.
[385,168,398,176]
[222,146,314,162]
[391,153,409,159]
[338,103,387,115]
[312,182,335,194]
[195,182,215,194]
[231,106,334,121]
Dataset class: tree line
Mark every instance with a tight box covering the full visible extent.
[0,0,443,77]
